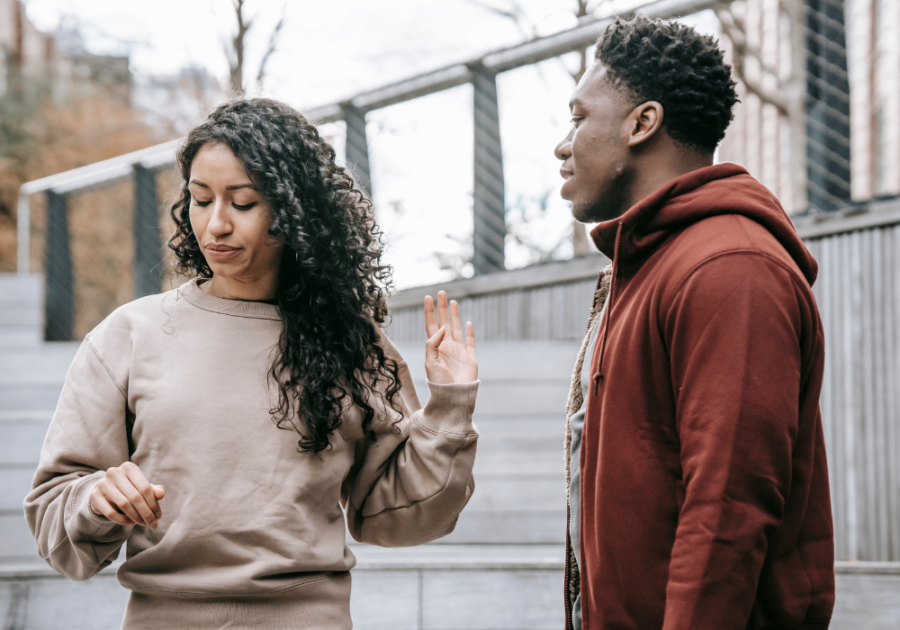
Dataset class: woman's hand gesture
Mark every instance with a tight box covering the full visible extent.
[89,462,165,528]
[424,291,477,384]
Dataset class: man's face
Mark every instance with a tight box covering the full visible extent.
[555,63,632,224]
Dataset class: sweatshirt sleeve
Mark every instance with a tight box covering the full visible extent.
[342,333,479,547]
[662,252,808,630]
[23,331,135,580]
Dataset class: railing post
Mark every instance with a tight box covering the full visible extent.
[45,190,73,341]
[134,165,162,299]
[471,62,506,275]
[804,0,851,211]
[342,103,372,198]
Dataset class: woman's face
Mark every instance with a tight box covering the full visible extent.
[188,142,283,285]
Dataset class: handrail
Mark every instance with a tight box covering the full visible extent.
[15,0,726,274]
[387,196,900,309]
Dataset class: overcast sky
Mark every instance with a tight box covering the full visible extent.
[25,0,719,290]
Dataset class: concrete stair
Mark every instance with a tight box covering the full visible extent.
[2,274,898,629]
[0,275,44,348]
[0,273,576,629]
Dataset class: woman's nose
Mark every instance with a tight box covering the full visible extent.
[207,202,232,237]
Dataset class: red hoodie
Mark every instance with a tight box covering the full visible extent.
[578,163,834,629]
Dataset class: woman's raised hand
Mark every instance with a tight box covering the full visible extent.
[423,291,477,384]
[89,462,165,529]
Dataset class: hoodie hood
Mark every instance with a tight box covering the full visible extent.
[589,163,818,286]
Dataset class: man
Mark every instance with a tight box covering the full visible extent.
[556,16,834,630]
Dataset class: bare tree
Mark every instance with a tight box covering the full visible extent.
[713,0,807,210]
[466,0,608,258]
[223,0,286,95]
[256,6,286,89]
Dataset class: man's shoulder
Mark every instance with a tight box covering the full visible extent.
[666,214,802,276]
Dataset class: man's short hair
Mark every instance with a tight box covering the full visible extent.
[594,16,739,153]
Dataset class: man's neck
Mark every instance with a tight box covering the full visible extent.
[624,149,714,212]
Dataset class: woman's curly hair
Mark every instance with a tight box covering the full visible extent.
[168,98,401,454]
[595,16,738,153]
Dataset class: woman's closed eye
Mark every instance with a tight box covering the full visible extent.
[190,195,257,211]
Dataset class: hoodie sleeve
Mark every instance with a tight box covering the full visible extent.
[341,333,479,547]
[661,252,810,630]
[23,327,135,581]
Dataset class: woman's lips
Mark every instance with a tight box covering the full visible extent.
[205,244,242,261]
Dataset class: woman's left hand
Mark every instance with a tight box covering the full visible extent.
[423,291,477,384]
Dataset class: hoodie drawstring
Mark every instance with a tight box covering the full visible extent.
[593,222,623,396]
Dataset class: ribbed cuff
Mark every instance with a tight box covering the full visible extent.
[66,471,132,542]
[419,380,479,435]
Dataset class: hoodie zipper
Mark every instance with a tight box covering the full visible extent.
[592,222,624,395]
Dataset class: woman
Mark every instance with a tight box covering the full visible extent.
[24,98,479,629]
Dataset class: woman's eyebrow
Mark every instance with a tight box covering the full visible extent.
[189,179,255,191]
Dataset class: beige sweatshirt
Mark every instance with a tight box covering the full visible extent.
[24,279,479,629]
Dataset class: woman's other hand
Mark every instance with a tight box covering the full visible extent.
[423,291,477,384]
[89,462,165,528]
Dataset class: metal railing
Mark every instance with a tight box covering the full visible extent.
[14,0,880,342]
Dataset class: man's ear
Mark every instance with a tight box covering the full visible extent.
[626,101,664,148]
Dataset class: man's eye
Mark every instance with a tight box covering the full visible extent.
[571,116,583,125]
[233,202,258,211]
[191,196,212,207]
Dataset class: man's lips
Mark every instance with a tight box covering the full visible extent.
[560,169,574,180]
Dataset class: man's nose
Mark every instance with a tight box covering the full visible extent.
[554,131,573,161]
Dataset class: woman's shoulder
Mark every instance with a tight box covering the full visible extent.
[374,325,407,366]
[87,284,186,344]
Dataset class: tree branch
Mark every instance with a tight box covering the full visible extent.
[462,0,536,38]
[715,5,790,115]
[229,0,253,94]
[256,4,286,89]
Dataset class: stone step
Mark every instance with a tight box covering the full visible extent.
[0,544,567,630]
[0,384,64,411]
[0,513,35,562]
[0,275,43,349]
[0,304,42,328]
[0,275,43,303]
[1,469,564,513]
[2,555,898,630]
[1,414,568,475]
[0,419,51,465]
[0,344,79,384]
[396,341,580,380]
[0,328,43,348]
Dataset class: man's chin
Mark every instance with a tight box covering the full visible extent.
[570,201,596,224]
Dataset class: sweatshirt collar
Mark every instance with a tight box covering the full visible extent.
[179,278,281,321]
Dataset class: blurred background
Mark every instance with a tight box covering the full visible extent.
[1,0,899,628]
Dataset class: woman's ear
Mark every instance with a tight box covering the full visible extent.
[627,101,664,148]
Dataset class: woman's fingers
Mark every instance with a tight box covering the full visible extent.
[102,480,146,527]
[450,301,463,342]
[123,463,162,520]
[425,326,447,366]
[101,464,161,528]
[110,465,158,526]
[465,321,476,355]
[424,296,438,338]
[437,291,450,331]
[90,491,134,527]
